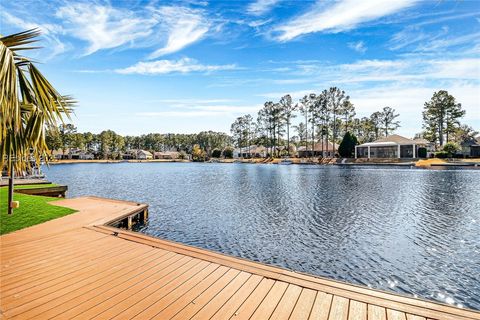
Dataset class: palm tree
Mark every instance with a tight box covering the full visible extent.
[1,29,74,214]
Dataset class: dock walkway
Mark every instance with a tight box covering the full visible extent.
[1,197,479,320]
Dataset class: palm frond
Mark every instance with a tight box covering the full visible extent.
[0,29,75,172]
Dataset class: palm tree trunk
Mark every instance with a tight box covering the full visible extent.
[8,155,14,215]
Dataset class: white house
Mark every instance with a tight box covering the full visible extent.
[355,134,428,159]
[137,150,153,160]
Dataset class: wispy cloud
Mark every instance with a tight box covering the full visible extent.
[22,2,213,57]
[247,0,280,16]
[56,3,155,56]
[148,6,210,58]
[0,11,67,58]
[272,0,418,41]
[348,41,367,53]
[116,57,238,75]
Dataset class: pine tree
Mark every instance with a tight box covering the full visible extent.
[423,90,465,148]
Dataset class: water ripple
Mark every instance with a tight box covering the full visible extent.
[44,163,480,310]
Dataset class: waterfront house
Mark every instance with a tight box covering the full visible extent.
[460,136,480,157]
[355,134,428,159]
[51,148,94,160]
[137,150,153,160]
[233,145,267,158]
[154,151,180,159]
[297,140,337,157]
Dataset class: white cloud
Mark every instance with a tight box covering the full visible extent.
[247,0,280,16]
[56,3,155,56]
[273,0,418,41]
[348,41,367,53]
[0,11,66,58]
[148,6,210,58]
[54,3,211,57]
[116,57,237,75]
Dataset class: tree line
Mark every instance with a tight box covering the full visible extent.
[45,89,476,160]
[231,87,401,157]
[46,127,231,160]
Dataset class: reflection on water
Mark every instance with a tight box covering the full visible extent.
[44,163,480,310]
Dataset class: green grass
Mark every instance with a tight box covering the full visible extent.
[0,185,76,235]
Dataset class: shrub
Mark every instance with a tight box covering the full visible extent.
[338,132,358,158]
[417,147,427,158]
[178,151,187,160]
[211,149,222,158]
[435,151,448,158]
[192,144,206,162]
[442,142,459,157]
[223,147,233,159]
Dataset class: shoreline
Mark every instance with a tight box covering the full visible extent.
[47,157,480,168]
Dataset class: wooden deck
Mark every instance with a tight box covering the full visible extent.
[1,196,478,320]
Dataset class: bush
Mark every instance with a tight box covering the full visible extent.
[442,142,459,157]
[223,147,233,159]
[417,147,427,158]
[435,151,448,158]
[211,149,222,158]
[338,132,358,158]
[192,144,206,162]
[178,151,187,160]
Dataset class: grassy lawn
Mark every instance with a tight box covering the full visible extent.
[0,184,76,235]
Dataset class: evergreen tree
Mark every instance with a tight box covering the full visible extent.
[379,106,400,136]
[338,132,358,158]
[423,90,465,147]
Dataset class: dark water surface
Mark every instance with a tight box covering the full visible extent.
[44,163,480,310]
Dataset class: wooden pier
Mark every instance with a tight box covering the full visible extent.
[1,196,478,320]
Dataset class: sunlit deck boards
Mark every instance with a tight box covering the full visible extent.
[1,197,479,320]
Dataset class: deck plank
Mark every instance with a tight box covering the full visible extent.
[289,288,317,320]
[0,196,478,320]
[169,269,242,320]
[250,280,289,320]
[269,284,303,320]
[369,305,388,320]
[209,274,263,320]
[227,277,275,319]
[310,292,334,320]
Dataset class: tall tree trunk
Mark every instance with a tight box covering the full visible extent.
[333,111,336,158]
[305,113,308,149]
[321,123,324,157]
[287,121,290,156]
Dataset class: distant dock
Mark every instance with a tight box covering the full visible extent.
[1,196,478,319]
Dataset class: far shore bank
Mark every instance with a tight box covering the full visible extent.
[46,157,480,167]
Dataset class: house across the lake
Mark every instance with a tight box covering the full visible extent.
[137,150,153,160]
[154,151,180,159]
[355,134,428,159]
[233,145,267,158]
[297,140,337,157]
[460,137,480,157]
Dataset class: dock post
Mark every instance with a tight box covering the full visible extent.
[142,209,148,223]
[127,216,133,229]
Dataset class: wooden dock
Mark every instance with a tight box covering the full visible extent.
[1,197,478,320]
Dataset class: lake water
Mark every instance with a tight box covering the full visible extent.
[44,162,480,310]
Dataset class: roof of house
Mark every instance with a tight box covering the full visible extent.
[298,140,337,151]
[138,150,153,156]
[357,134,422,147]
[461,136,480,147]
[154,151,180,156]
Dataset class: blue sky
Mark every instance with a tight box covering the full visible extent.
[1,0,479,136]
